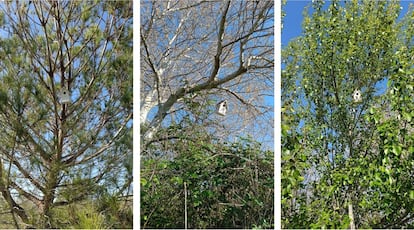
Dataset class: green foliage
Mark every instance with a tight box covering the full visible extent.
[95,191,133,229]
[141,134,273,229]
[44,194,131,229]
[283,1,414,228]
[0,1,132,228]
[49,202,100,229]
[75,205,106,229]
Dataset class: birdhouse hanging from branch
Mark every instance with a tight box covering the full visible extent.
[216,100,227,116]
[60,89,71,104]
[353,89,362,103]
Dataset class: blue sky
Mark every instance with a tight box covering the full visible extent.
[282,1,310,46]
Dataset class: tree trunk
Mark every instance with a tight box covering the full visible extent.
[41,167,59,228]
[348,201,355,230]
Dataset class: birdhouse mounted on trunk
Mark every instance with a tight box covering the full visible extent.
[216,100,227,116]
[60,89,71,104]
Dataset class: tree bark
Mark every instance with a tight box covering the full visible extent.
[348,200,355,230]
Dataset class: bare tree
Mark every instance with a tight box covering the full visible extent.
[141,0,274,150]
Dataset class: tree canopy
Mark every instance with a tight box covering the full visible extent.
[282,0,414,228]
[140,0,274,150]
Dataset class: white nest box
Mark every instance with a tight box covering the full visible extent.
[60,89,71,104]
[353,89,362,103]
[216,100,227,116]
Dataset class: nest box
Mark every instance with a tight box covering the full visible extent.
[216,100,227,116]
[60,89,71,104]
[353,89,362,103]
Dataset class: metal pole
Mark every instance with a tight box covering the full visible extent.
[184,182,187,229]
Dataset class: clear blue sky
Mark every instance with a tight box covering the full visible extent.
[282,1,310,46]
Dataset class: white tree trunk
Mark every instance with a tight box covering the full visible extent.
[348,201,355,230]
[140,1,274,147]
[140,89,157,125]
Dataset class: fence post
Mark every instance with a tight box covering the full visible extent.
[184,182,188,229]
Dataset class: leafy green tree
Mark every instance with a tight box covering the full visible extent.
[0,1,132,228]
[282,0,414,228]
[141,129,274,229]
